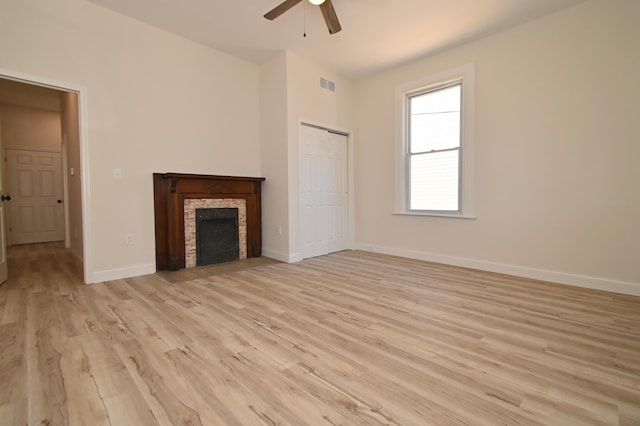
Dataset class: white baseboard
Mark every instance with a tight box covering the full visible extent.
[261,247,302,263]
[90,263,156,284]
[354,243,640,297]
[87,247,639,296]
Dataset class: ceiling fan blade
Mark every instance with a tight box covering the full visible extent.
[319,0,342,34]
[264,0,303,20]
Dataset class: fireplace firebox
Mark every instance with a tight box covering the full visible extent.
[196,208,239,266]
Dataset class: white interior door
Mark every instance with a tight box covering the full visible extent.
[0,113,7,284]
[300,124,348,259]
[300,125,329,259]
[327,131,348,253]
[6,149,65,245]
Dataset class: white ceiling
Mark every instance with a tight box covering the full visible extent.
[0,1,587,110]
[83,0,587,79]
[96,1,582,79]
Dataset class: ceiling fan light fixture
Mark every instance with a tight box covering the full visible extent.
[264,0,341,34]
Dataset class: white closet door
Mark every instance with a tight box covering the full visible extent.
[327,131,348,253]
[300,125,347,259]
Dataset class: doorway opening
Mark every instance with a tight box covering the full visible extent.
[0,75,86,283]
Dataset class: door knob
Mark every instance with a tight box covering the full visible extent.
[1,195,10,201]
[57,199,63,203]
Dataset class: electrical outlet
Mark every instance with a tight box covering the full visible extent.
[126,234,134,245]
[113,168,123,180]
[276,225,282,235]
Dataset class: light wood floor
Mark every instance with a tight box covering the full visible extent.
[1,243,639,425]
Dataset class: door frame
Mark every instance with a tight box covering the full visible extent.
[0,111,7,284]
[62,135,71,248]
[298,121,354,260]
[0,68,92,284]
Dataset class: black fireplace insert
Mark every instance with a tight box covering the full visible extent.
[195,208,239,266]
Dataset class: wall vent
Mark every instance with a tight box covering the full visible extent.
[320,77,336,93]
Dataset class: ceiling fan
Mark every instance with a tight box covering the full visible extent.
[264,0,342,35]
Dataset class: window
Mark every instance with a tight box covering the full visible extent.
[409,83,461,211]
[395,64,475,218]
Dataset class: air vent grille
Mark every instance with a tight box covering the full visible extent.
[320,77,336,93]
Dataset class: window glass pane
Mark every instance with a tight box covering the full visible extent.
[410,150,459,211]
[409,84,460,153]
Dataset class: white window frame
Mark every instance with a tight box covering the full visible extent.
[394,63,475,218]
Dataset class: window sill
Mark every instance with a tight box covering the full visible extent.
[393,211,477,219]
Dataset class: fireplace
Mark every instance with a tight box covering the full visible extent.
[153,173,265,271]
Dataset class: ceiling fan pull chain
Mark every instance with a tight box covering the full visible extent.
[303,0,307,37]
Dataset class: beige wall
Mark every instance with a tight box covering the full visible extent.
[354,0,640,290]
[0,0,261,282]
[60,92,83,259]
[0,104,61,152]
[0,78,61,112]
[259,51,355,262]
[259,53,289,260]
[285,52,355,260]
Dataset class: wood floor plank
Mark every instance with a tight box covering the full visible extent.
[1,243,639,425]
[165,343,285,426]
[0,288,27,325]
[114,338,205,426]
[0,321,26,426]
[59,341,111,426]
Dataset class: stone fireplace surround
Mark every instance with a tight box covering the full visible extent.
[184,198,247,268]
[153,173,265,271]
